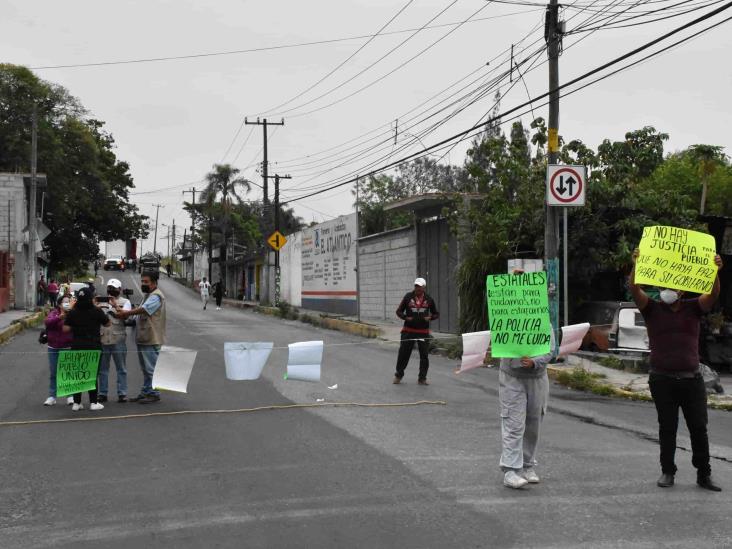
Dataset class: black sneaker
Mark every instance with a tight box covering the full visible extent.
[97,395,108,403]
[118,395,128,403]
[137,394,161,404]
[128,394,146,402]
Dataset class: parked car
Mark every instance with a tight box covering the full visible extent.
[574,301,649,352]
[104,256,126,271]
[68,282,89,296]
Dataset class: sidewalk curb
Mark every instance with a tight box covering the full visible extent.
[0,310,46,345]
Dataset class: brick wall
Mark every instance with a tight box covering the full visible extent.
[358,226,416,320]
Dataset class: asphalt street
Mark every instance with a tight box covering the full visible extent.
[1,270,732,548]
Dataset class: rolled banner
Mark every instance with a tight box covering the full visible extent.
[287,340,324,382]
[224,342,274,380]
[152,346,197,393]
[458,331,491,374]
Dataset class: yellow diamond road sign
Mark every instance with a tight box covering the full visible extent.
[267,231,287,251]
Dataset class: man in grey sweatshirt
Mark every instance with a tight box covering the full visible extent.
[498,268,555,489]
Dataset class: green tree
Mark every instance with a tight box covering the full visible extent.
[0,64,148,271]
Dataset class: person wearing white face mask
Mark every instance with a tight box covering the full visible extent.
[42,296,74,406]
[630,248,724,492]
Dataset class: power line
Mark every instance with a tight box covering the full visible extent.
[281,1,732,204]
[28,8,542,71]
[256,0,416,117]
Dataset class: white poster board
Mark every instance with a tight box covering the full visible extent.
[287,340,323,382]
[224,342,273,380]
[152,346,197,393]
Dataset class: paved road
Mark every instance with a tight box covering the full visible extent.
[1,270,731,548]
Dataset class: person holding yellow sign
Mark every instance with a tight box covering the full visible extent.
[630,245,723,492]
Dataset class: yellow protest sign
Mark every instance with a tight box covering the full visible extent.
[636,225,717,294]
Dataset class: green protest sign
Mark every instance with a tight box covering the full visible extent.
[56,350,101,397]
[636,225,717,294]
[486,272,551,358]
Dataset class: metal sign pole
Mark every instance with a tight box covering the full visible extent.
[563,208,568,327]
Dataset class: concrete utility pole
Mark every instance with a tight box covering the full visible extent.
[28,105,38,311]
[152,204,164,254]
[245,118,285,205]
[183,187,197,283]
[545,0,563,335]
[266,173,291,305]
[355,176,361,323]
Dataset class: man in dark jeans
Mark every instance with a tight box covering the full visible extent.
[630,248,723,491]
[393,278,439,386]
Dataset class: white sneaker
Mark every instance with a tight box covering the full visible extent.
[72,403,84,412]
[67,396,74,405]
[504,470,529,489]
[43,397,56,406]
[522,468,540,484]
[89,402,104,411]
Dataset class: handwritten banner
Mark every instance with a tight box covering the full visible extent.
[486,272,551,358]
[636,226,717,294]
[56,350,101,397]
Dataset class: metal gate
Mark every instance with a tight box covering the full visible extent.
[417,218,459,334]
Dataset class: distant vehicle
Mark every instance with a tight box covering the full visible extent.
[104,256,126,271]
[69,282,89,296]
[138,252,160,274]
[574,301,648,353]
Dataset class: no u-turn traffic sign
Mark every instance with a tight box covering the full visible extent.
[546,165,586,206]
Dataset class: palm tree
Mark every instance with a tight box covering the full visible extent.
[688,145,724,215]
[201,163,252,211]
[201,164,252,275]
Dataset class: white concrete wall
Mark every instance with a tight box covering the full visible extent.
[0,174,28,309]
[358,227,416,320]
[280,231,302,307]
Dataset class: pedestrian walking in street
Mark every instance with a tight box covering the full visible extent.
[630,248,723,492]
[37,275,47,307]
[393,278,439,385]
[87,278,96,296]
[94,260,100,277]
[115,271,166,404]
[166,263,172,278]
[214,279,224,310]
[63,287,110,411]
[47,279,59,308]
[496,268,555,490]
[199,277,211,310]
[97,279,131,403]
[42,296,74,406]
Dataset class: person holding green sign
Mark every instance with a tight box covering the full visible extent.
[492,268,555,490]
[63,287,111,411]
[630,248,723,492]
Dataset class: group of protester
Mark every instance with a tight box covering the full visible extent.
[394,250,724,492]
[43,271,167,411]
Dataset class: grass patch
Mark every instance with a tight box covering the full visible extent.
[556,367,610,393]
[597,355,647,374]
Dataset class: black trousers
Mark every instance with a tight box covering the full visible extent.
[215,295,223,307]
[395,332,430,380]
[73,389,98,404]
[648,373,710,477]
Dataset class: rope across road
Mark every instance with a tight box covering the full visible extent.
[0,400,448,428]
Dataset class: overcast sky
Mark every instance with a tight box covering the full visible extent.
[2,0,730,254]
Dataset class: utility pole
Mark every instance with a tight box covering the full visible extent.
[355,176,361,322]
[27,105,38,310]
[183,187,198,283]
[545,0,563,336]
[266,173,291,305]
[152,203,164,254]
[245,118,285,205]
